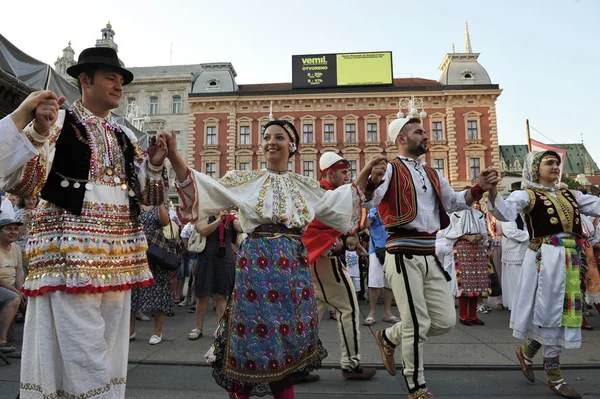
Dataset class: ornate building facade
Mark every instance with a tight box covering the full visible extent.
[188,26,502,190]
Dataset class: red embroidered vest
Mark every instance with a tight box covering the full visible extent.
[378,157,450,230]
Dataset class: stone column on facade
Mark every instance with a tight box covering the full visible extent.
[445,100,460,188]
[226,104,237,171]
[187,112,197,168]
[488,100,503,190]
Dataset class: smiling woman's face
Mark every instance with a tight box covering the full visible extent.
[262,125,291,168]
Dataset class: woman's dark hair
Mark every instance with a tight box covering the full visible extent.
[18,196,38,209]
[262,120,300,157]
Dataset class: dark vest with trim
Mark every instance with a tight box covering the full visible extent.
[40,110,140,218]
[378,157,450,231]
[523,188,582,240]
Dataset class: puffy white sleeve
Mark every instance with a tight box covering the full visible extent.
[313,183,365,235]
[0,115,39,177]
[575,190,600,218]
[444,211,465,241]
[175,168,253,223]
[0,112,64,197]
[487,190,530,222]
[500,221,530,243]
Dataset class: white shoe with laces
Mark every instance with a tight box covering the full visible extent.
[149,335,162,345]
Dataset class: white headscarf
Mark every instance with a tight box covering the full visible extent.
[521,150,565,192]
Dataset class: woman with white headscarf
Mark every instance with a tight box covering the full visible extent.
[487,150,600,399]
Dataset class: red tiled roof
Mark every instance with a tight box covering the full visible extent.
[586,175,600,185]
[238,78,441,92]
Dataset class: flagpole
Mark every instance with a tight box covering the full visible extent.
[526,119,531,152]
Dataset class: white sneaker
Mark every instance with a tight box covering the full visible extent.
[149,335,162,345]
[129,331,136,341]
[178,298,190,307]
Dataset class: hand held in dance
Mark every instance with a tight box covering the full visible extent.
[11,90,66,133]
[161,130,188,182]
[478,167,501,191]
[355,155,388,191]
[148,133,168,167]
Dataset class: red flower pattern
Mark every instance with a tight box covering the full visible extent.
[229,357,237,368]
[310,317,316,328]
[268,290,279,303]
[302,288,311,300]
[279,324,290,336]
[245,360,256,371]
[268,360,279,370]
[246,289,257,302]
[290,292,298,303]
[257,257,268,269]
[297,321,304,333]
[238,257,248,269]
[301,256,310,267]
[278,257,289,269]
[236,323,245,337]
[285,355,294,364]
[256,323,268,337]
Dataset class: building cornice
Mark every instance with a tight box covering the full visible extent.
[189,84,501,100]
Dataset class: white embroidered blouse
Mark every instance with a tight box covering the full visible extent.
[176,168,364,235]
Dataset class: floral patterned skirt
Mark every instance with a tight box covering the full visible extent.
[453,240,491,297]
[212,233,327,397]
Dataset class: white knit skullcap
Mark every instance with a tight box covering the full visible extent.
[387,117,411,145]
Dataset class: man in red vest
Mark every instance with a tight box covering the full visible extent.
[368,116,500,399]
[302,152,376,381]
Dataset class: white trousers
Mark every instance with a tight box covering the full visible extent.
[20,290,131,399]
[312,255,361,370]
[383,253,455,390]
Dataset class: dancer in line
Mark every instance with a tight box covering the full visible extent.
[369,115,500,399]
[487,150,600,399]
[0,47,168,399]
[444,200,490,326]
[302,152,377,381]
[165,119,385,398]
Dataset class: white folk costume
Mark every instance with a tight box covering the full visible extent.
[370,116,471,397]
[500,217,529,310]
[488,150,600,397]
[444,208,490,325]
[176,165,363,397]
[436,228,457,297]
[0,99,165,399]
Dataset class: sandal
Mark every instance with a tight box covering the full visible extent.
[362,317,376,326]
[0,342,16,353]
[188,328,202,340]
[383,316,400,324]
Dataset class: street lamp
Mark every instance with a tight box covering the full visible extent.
[397,96,427,120]
[126,101,151,131]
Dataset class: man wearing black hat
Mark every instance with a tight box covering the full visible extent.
[0,47,169,399]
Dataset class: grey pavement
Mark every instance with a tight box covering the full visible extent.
[6,298,600,368]
[2,299,600,398]
[2,360,600,398]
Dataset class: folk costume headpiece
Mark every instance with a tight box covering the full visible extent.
[387,99,427,145]
[522,150,562,191]
[67,47,134,85]
[261,120,299,158]
[319,152,349,173]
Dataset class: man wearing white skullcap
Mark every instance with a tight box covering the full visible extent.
[302,152,377,381]
[367,115,500,399]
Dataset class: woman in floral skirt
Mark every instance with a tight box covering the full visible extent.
[163,120,385,398]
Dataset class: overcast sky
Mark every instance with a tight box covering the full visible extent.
[3,0,599,167]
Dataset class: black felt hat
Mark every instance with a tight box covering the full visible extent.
[67,47,134,85]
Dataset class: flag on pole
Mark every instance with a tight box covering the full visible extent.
[530,138,567,178]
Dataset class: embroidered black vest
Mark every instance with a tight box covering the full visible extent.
[523,188,582,240]
[40,111,140,217]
